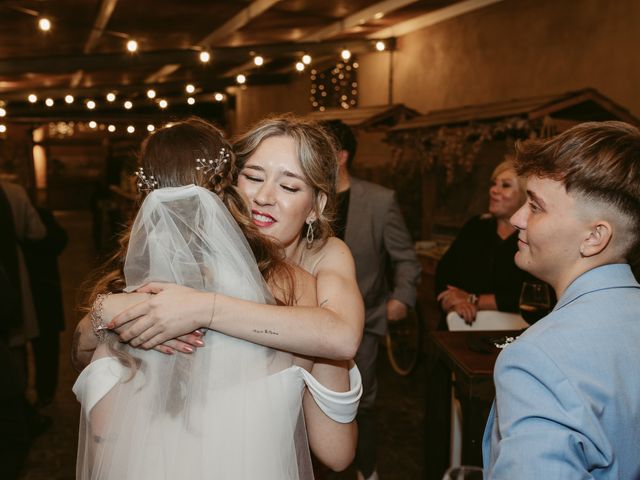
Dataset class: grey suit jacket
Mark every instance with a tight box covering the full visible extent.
[344,177,421,336]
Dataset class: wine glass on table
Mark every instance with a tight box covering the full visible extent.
[519,281,551,325]
[442,465,484,480]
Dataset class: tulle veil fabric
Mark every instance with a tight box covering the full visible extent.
[74,185,313,479]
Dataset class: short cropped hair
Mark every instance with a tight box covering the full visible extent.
[320,120,358,169]
[515,121,640,260]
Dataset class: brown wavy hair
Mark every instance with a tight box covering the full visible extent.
[81,117,293,371]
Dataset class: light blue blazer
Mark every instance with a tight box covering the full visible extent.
[483,263,640,479]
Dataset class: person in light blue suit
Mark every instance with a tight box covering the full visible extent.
[482,121,640,479]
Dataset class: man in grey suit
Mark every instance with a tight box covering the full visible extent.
[322,120,421,480]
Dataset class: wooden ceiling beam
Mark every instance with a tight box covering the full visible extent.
[0,39,376,78]
[220,0,409,78]
[302,0,419,42]
[71,0,120,87]
[144,0,284,83]
[368,0,506,38]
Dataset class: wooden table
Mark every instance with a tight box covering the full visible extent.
[424,330,518,479]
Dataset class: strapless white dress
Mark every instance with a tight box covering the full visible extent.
[73,332,362,480]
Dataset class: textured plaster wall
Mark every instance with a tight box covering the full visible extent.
[358,0,640,116]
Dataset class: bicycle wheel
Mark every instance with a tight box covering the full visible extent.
[385,304,423,376]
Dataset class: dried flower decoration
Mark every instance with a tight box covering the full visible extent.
[135,166,158,193]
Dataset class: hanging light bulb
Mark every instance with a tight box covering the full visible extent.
[147,124,155,132]
[45,98,54,107]
[28,94,38,103]
[185,84,195,94]
[127,125,135,134]
[0,124,6,133]
[146,89,156,99]
[214,93,224,102]
[38,17,51,32]
[106,92,116,102]
[236,74,246,84]
[199,51,210,63]
[107,124,116,133]
[124,100,133,110]
[187,97,195,105]
[302,54,312,65]
[375,41,386,52]
[158,99,168,109]
[86,100,96,110]
[0,107,6,117]
[89,121,97,129]
[295,62,305,72]
[126,39,138,53]
[253,55,264,66]
[340,49,352,60]
[64,94,74,104]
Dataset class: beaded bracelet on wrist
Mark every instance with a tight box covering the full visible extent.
[90,292,112,343]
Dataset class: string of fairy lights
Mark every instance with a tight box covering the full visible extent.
[0,6,390,137]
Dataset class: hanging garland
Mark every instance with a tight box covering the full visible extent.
[387,116,538,185]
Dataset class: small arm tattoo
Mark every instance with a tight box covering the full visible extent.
[252,329,279,335]
[319,299,328,308]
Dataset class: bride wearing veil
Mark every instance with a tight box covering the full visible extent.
[73,118,361,479]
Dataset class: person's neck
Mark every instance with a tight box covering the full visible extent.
[496,217,516,240]
[551,257,621,299]
[337,167,351,193]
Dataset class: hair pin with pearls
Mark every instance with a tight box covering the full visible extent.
[195,147,231,177]
[135,166,158,193]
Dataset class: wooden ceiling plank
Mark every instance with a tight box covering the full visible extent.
[144,0,284,84]
[219,0,411,79]
[368,0,505,38]
[303,0,420,42]
[71,0,120,88]
[84,0,120,54]
[199,0,284,48]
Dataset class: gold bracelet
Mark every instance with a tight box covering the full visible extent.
[90,292,112,342]
[207,293,217,330]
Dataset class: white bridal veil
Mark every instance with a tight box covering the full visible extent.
[74,185,313,479]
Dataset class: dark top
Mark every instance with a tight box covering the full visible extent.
[435,215,527,313]
[23,208,68,333]
[334,188,351,241]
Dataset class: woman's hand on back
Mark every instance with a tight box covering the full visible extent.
[108,283,213,350]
